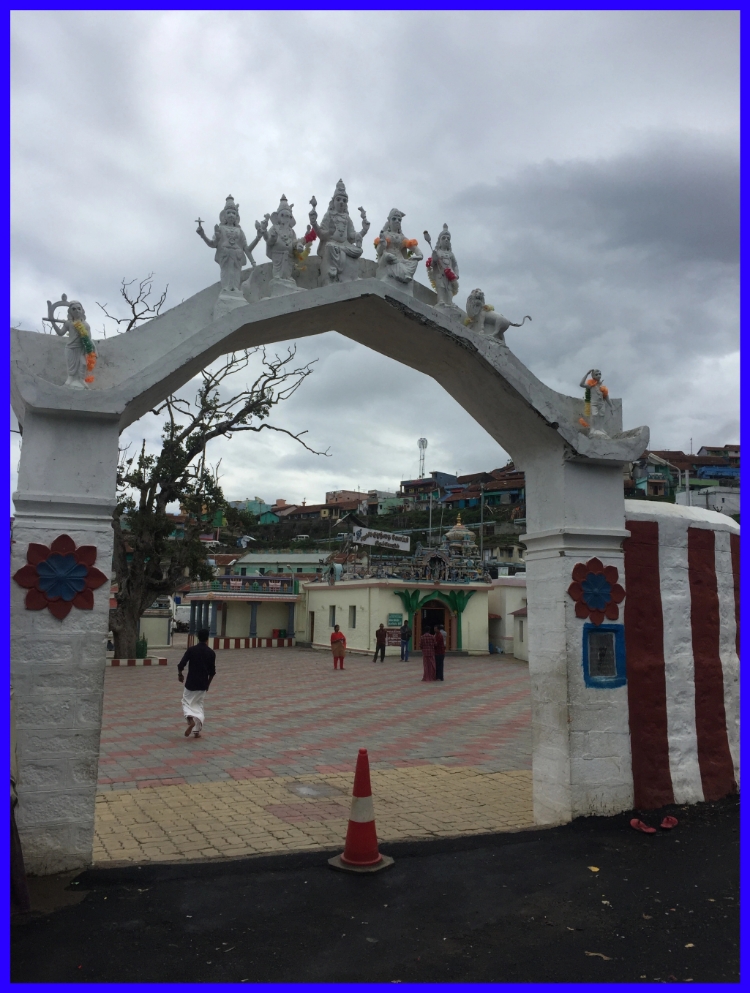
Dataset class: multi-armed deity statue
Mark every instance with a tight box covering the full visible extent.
[45,295,97,389]
[424,224,460,311]
[464,289,532,341]
[196,195,261,317]
[309,179,369,285]
[374,209,423,293]
[254,195,309,297]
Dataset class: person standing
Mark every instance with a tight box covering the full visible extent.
[400,619,412,661]
[434,625,446,681]
[177,628,216,737]
[331,624,347,669]
[420,625,437,681]
[373,623,387,663]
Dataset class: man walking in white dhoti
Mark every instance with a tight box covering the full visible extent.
[177,628,216,737]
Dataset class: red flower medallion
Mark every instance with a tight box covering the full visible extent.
[567,557,625,626]
[13,534,108,620]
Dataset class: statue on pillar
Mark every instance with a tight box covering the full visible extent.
[374,208,423,293]
[308,180,369,284]
[424,224,460,311]
[196,196,261,317]
[45,295,97,388]
[255,195,310,297]
[579,368,613,437]
[464,289,532,341]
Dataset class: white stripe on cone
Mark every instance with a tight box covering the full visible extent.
[348,795,375,823]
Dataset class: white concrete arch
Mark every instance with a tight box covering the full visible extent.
[11,262,648,873]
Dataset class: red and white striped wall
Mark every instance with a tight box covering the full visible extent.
[623,501,739,809]
[186,636,295,650]
[109,657,168,667]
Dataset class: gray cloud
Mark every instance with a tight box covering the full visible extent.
[472,135,739,265]
[10,11,739,506]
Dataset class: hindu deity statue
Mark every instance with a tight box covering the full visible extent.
[45,294,97,389]
[308,179,369,284]
[255,195,308,297]
[464,289,532,341]
[196,196,261,317]
[374,209,423,293]
[579,368,613,438]
[424,224,460,310]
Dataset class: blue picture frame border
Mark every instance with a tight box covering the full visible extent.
[582,622,626,688]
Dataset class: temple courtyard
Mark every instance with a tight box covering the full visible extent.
[93,645,533,865]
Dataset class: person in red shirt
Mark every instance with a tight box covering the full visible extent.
[434,625,446,681]
[330,624,346,669]
[373,623,387,663]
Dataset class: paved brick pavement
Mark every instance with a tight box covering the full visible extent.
[94,646,532,864]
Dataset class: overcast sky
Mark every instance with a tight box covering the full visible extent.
[10,11,739,508]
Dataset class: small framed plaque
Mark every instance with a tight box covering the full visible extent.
[582,623,626,688]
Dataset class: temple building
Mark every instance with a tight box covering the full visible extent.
[409,514,487,582]
[302,577,490,656]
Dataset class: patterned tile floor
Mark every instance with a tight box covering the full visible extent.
[94,645,533,864]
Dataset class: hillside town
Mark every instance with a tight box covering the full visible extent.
[122,440,739,658]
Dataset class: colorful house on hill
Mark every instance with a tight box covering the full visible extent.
[398,471,458,509]
[698,444,740,467]
[258,511,281,525]
[443,468,526,510]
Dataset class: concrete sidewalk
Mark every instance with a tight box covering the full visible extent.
[12,795,739,984]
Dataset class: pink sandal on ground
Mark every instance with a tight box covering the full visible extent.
[660,816,678,830]
[630,818,656,834]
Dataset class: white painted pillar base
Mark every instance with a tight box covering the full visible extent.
[521,457,634,826]
[11,411,119,874]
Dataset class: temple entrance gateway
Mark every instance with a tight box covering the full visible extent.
[421,605,445,635]
[415,601,453,650]
[11,183,669,873]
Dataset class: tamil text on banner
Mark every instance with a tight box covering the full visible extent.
[352,527,410,552]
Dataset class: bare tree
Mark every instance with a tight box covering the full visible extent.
[96,273,168,335]
[105,277,328,657]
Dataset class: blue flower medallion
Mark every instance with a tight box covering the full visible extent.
[36,554,88,601]
[581,573,612,612]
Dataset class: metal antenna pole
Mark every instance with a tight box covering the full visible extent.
[418,438,427,479]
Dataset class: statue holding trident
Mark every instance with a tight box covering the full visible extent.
[45,294,97,388]
[424,224,460,311]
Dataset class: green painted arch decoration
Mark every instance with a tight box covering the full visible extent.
[393,588,475,650]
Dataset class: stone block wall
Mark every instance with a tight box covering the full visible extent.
[11,517,113,875]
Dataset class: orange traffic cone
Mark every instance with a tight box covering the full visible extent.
[328,748,394,873]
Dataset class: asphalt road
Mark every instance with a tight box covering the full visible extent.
[12,795,738,984]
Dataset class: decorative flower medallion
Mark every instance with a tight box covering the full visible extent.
[567,557,625,625]
[13,534,108,619]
